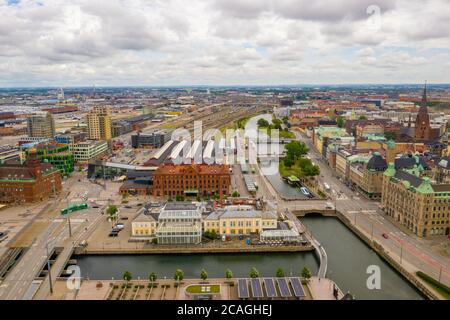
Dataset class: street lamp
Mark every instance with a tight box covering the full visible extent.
[400,243,403,265]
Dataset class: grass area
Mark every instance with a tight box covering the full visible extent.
[279,130,295,139]
[416,271,450,300]
[279,158,303,178]
[185,284,220,294]
[220,123,236,133]
[236,117,250,129]
[159,123,178,129]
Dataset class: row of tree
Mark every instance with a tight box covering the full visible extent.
[121,266,312,283]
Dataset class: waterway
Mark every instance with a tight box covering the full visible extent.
[75,216,423,300]
[301,215,423,300]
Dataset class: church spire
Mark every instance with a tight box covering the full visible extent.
[420,81,428,112]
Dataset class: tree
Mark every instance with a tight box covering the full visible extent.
[232,191,240,197]
[282,116,289,125]
[359,115,367,120]
[225,269,233,280]
[106,205,118,228]
[336,116,344,128]
[210,229,217,239]
[123,271,132,283]
[200,269,208,281]
[174,269,184,281]
[301,266,312,280]
[276,268,285,277]
[285,141,309,161]
[175,194,185,202]
[249,267,259,278]
[257,118,270,128]
[283,158,294,168]
[149,272,157,283]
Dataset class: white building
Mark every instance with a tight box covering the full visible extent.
[156,202,203,245]
[72,140,108,163]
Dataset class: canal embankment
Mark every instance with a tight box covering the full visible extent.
[296,210,439,300]
[75,243,314,255]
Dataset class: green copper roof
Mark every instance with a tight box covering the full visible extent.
[387,140,396,149]
[416,177,434,194]
[384,163,396,177]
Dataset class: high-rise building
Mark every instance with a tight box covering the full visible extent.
[27,113,55,139]
[86,106,112,140]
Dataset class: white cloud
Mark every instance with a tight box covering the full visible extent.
[0,0,449,86]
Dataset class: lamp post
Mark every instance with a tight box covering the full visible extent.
[400,243,403,265]
[45,233,54,295]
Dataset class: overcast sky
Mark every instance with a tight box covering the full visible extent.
[1,0,450,87]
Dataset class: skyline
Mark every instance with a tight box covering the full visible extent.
[1,0,450,87]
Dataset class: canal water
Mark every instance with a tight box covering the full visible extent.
[75,216,423,300]
[301,215,423,300]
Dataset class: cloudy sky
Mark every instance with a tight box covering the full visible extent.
[1,0,450,87]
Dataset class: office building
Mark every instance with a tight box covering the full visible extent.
[382,164,450,237]
[152,164,231,199]
[204,206,277,236]
[131,130,172,149]
[27,113,55,139]
[0,149,62,204]
[86,106,112,140]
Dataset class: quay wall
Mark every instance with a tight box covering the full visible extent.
[292,209,440,300]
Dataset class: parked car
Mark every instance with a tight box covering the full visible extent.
[124,205,132,209]
[120,217,129,220]
[115,223,125,230]
[108,232,118,237]
[382,233,389,239]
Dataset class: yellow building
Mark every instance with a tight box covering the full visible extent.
[86,106,112,140]
[382,164,450,237]
[204,206,277,236]
[131,211,157,239]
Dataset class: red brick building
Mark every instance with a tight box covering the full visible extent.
[0,150,62,204]
[152,164,231,199]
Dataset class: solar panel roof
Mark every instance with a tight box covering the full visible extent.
[263,278,278,298]
[277,278,292,298]
[251,278,263,298]
[290,277,306,298]
[238,279,249,299]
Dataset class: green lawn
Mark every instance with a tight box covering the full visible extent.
[185,284,220,294]
[279,159,303,178]
[416,271,450,300]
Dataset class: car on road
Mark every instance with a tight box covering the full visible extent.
[325,202,334,210]
[115,223,125,230]
[124,205,132,209]
[120,217,129,220]
[108,232,118,237]
[382,233,389,239]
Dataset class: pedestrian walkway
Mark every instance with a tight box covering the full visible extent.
[308,276,342,300]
